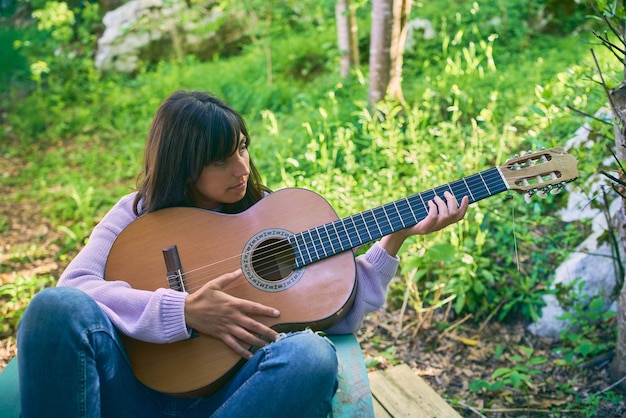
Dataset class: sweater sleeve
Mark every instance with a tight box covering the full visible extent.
[57,193,191,344]
[325,242,399,334]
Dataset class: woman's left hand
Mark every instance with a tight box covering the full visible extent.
[380,191,469,257]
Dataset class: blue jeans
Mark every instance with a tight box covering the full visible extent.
[17,287,338,417]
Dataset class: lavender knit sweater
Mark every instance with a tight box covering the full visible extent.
[58,192,399,343]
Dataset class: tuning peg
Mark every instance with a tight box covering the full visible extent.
[524,193,532,204]
[536,189,547,199]
[550,185,562,195]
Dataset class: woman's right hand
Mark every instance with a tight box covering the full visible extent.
[184,269,280,359]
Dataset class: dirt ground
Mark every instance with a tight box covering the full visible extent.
[1,152,625,417]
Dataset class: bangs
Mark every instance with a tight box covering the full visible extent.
[188,104,247,180]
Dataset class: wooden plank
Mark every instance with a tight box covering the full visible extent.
[368,364,461,418]
[372,397,392,418]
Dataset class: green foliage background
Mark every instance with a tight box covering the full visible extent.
[4,0,626,412]
[0,0,620,373]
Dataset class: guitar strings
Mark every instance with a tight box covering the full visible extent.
[169,168,512,292]
[171,168,555,293]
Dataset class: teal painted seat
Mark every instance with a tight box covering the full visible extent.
[0,334,373,418]
[329,334,375,417]
[0,357,19,418]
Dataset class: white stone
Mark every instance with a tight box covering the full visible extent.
[95,0,246,74]
[529,113,622,338]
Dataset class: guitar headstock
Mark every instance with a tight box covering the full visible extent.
[500,147,578,202]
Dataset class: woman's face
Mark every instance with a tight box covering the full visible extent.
[190,134,250,210]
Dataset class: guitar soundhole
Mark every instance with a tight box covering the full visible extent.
[251,238,295,282]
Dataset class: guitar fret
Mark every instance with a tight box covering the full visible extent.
[319,227,330,258]
[418,192,428,213]
[396,199,412,226]
[434,185,450,198]
[331,222,346,252]
[449,182,463,201]
[301,233,313,264]
[345,217,358,245]
[467,173,490,200]
[372,209,383,235]
[322,224,337,254]
[352,216,364,244]
[479,172,492,195]
[405,197,418,224]
[392,201,406,229]
[292,234,309,265]
[317,227,329,259]
[462,178,476,202]
[313,227,324,258]
[421,189,436,207]
[362,210,381,239]
[407,194,427,221]
[372,207,391,235]
[340,219,354,248]
[453,179,473,202]
[361,213,373,241]
[349,215,365,244]
[305,230,315,262]
[381,205,393,232]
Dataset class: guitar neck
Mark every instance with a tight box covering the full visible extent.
[289,167,508,268]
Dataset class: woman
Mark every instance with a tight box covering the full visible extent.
[17,90,468,417]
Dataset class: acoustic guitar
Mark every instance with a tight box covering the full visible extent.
[104,147,578,396]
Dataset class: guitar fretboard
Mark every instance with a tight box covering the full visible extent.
[288,167,508,268]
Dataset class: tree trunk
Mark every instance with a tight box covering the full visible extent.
[609,11,626,393]
[368,0,392,107]
[610,91,626,391]
[348,1,359,68]
[336,0,351,78]
[388,0,411,104]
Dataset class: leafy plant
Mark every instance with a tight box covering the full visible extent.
[0,274,55,337]
[469,345,548,392]
[10,0,103,140]
[555,281,616,366]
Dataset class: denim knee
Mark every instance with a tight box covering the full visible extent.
[283,330,338,381]
[18,287,109,342]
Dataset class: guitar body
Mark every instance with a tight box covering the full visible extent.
[105,188,357,396]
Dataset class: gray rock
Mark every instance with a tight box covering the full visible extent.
[529,112,621,338]
[95,0,247,74]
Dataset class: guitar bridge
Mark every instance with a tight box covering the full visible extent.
[163,245,186,292]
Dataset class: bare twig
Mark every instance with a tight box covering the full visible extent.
[477,406,580,414]
[478,299,504,334]
[610,182,626,199]
[600,12,626,49]
[590,48,620,117]
[606,142,626,178]
[595,373,626,395]
[601,170,626,187]
[437,313,472,342]
[454,401,487,418]
[566,105,612,124]
[592,28,626,57]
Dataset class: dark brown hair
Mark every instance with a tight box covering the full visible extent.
[134,90,269,215]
